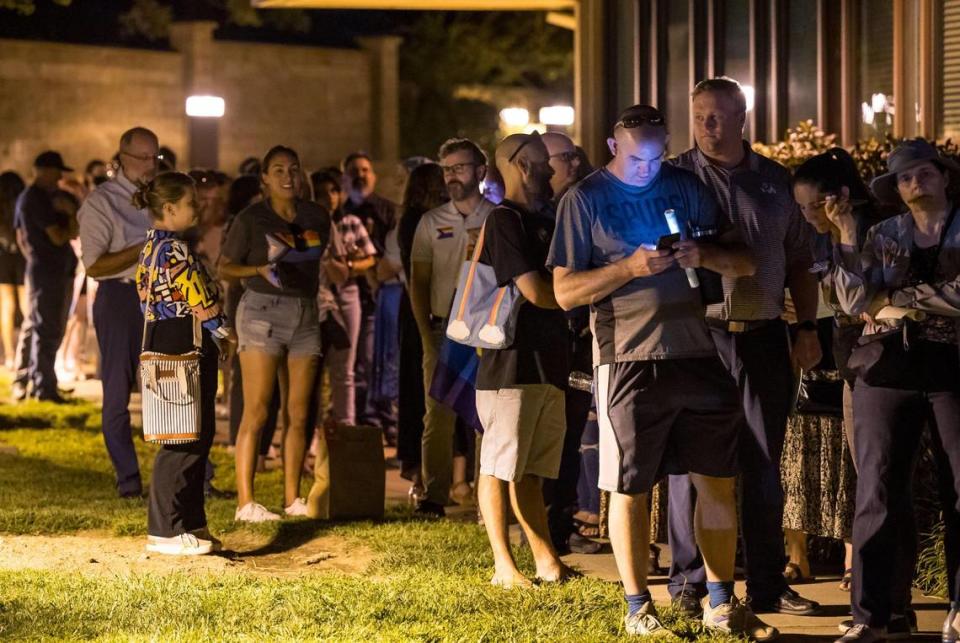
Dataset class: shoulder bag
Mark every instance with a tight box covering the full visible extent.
[139,239,202,445]
[445,210,525,350]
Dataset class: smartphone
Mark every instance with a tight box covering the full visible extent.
[656,232,681,251]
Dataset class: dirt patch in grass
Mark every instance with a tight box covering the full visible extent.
[0,530,373,579]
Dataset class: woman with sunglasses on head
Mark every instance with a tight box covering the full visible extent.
[782,148,880,591]
[220,145,330,522]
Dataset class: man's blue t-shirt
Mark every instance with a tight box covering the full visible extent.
[547,165,730,366]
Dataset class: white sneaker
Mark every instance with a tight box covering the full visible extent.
[188,527,223,552]
[234,502,281,523]
[146,533,213,556]
[284,497,309,517]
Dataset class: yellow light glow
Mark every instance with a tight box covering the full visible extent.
[186,95,225,118]
[500,107,530,127]
[539,105,575,126]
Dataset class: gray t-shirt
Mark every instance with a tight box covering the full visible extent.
[547,166,729,366]
[221,199,330,299]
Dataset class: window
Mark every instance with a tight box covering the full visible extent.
[664,1,691,148]
[858,0,894,139]
[787,0,819,128]
[941,0,960,139]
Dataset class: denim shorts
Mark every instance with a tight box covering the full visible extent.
[235,290,321,357]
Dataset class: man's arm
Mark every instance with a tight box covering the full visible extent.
[409,260,435,340]
[673,235,756,278]
[86,243,144,279]
[44,223,75,248]
[553,246,675,311]
[515,272,559,309]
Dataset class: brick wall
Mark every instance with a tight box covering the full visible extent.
[0,30,394,179]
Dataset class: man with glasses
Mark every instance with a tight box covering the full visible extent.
[409,137,494,516]
[667,77,822,620]
[79,126,159,498]
[549,105,770,637]
[542,132,581,202]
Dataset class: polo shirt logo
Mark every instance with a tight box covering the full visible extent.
[761,182,777,195]
[436,226,454,240]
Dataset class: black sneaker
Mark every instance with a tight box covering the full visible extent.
[840,612,916,639]
[672,588,705,618]
[414,500,445,517]
[567,532,603,554]
[750,587,821,616]
[204,484,237,500]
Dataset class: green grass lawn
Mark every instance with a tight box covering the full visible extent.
[0,399,738,641]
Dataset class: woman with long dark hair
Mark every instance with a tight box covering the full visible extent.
[382,162,447,498]
[782,148,878,589]
[0,171,26,369]
[220,146,330,522]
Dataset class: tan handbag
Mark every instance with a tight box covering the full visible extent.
[138,239,202,445]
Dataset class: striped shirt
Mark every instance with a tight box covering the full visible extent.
[671,144,813,321]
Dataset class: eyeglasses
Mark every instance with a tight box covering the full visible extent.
[549,151,580,164]
[439,162,476,175]
[121,151,160,163]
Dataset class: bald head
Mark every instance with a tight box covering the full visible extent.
[494,132,554,208]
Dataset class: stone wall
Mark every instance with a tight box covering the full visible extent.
[0,26,399,179]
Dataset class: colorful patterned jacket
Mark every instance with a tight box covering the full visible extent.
[136,229,226,333]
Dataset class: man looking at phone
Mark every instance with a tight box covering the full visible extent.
[548,105,765,638]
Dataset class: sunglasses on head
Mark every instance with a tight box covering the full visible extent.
[507,132,542,163]
[615,107,665,129]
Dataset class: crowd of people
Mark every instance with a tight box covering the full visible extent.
[2,75,959,642]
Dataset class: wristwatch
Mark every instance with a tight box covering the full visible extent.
[796,320,817,333]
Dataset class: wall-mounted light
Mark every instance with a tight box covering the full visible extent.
[539,105,575,126]
[500,107,530,128]
[186,95,225,118]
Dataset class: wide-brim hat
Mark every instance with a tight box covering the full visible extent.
[870,138,960,204]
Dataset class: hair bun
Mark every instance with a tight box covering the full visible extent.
[131,180,152,210]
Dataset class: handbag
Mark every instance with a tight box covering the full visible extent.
[846,322,916,388]
[138,239,202,445]
[306,424,385,520]
[795,369,844,416]
[445,211,524,350]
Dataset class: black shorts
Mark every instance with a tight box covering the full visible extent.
[595,356,742,494]
[0,250,24,286]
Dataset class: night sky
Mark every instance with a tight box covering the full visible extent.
[0,0,425,49]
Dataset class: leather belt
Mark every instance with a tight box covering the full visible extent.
[706,318,780,334]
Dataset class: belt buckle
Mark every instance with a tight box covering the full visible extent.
[728,321,747,333]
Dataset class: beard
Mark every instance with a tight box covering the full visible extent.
[523,173,553,204]
[908,194,939,208]
[446,178,477,201]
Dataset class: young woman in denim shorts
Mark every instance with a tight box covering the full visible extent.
[220,146,331,522]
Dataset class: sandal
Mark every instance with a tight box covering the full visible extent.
[839,568,853,592]
[573,517,600,538]
[783,562,816,583]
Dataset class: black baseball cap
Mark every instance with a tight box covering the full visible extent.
[34,151,73,172]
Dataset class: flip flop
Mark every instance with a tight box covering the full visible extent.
[839,568,853,592]
[573,517,600,538]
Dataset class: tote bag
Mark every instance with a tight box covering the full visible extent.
[138,239,202,445]
[445,211,524,350]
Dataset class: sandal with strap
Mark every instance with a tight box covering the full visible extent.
[839,568,853,592]
[573,517,600,538]
[783,562,816,583]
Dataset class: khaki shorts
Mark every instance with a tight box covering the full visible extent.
[477,384,566,482]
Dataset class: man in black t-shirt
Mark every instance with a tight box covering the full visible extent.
[16,151,78,402]
[475,132,575,588]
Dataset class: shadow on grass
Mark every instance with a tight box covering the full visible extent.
[0,453,138,534]
[0,400,99,431]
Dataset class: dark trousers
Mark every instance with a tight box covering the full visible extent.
[851,371,960,626]
[93,280,143,496]
[26,265,72,398]
[13,272,34,389]
[668,321,794,601]
[354,309,375,424]
[145,318,218,537]
[544,386,591,548]
[395,291,425,479]
[577,399,601,515]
